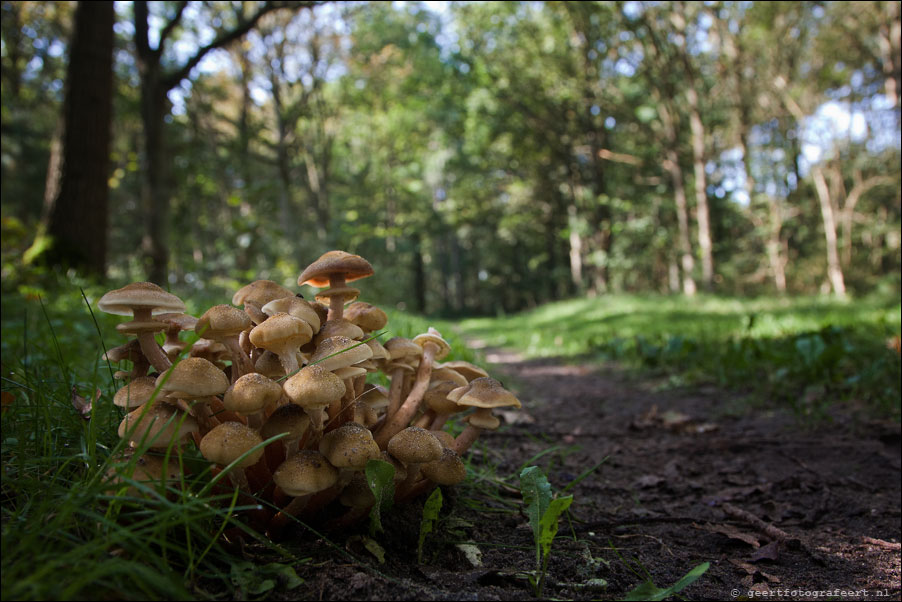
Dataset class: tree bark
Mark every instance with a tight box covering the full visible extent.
[44,1,114,276]
[810,165,846,297]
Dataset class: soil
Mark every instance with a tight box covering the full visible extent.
[261,349,901,601]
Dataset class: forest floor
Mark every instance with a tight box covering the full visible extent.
[269,347,901,601]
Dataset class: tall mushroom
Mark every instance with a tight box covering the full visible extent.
[448,377,521,455]
[282,364,346,443]
[297,251,374,321]
[196,305,254,383]
[249,313,313,376]
[98,282,186,373]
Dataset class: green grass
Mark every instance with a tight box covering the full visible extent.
[456,293,902,419]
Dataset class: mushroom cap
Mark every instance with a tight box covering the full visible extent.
[448,377,521,410]
[118,401,198,449]
[413,327,451,361]
[420,447,467,485]
[387,426,443,465]
[200,422,264,468]
[424,381,466,415]
[313,319,365,346]
[431,430,456,448]
[232,280,294,308]
[156,357,230,399]
[338,472,376,508]
[298,250,374,288]
[224,373,282,415]
[283,364,346,411]
[254,350,286,379]
[344,302,388,332]
[249,314,313,355]
[429,367,469,388]
[155,312,199,332]
[318,422,380,469]
[273,450,339,497]
[438,361,489,382]
[384,337,422,361]
[310,336,373,372]
[359,385,390,411]
[103,339,145,363]
[261,296,322,332]
[196,305,252,341]
[466,409,502,430]
[98,282,186,316]
[364,338,389,361]
[113,376,159,409]
[261,403,310,442]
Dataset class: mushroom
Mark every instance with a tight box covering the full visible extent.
[223,372,282,430]
[155,312,199,361]
[261,403,310,464]
[113,376,159,410]
[386,426,443,493]
[318,422,380,486]
[103,339,150,380]
[398,446,467,502]
[199,421,265,493]
[375,327,451,448]
[232,280,294,325]
[269,450,339,534]
[98,282,186,373]
[249,313,313,376]
[155,357,231,433]
[118,400,198,451]
[196,305,254,382]
[382,337,422,420]
[448,377,521,455]
[282,364,345,442]
[297,250,374,321]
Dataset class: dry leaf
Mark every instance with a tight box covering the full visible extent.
[695,522,761,548]
[70,386,99,420]
[750,541,781,562]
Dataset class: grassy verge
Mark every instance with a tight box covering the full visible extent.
[456,293,901,419]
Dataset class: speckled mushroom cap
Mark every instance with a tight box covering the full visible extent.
[313,319,365,346]
[438,361,489,382]
[297,250,374,288]
[413,327,451,361]
[343,302,388,333]
[200,422,264,468]
[429,367,469,388]
[384,337,422,361]
[249,314,313,355]
[261,296,322,332]
[261,404,310,442]
[447,377,521,410]
[196,305,252,341]
[273,450,339,497]
[387,427,443,465]
[155,357,229,400]
[113,376,159,409]
[98,282,186,316]
[232,280,294,308]
[118,401,198,448]
[224,373,282,415]
[318,422,380,469]
[156,357,229,399]
[283,364,346,411]
[310,336,373,372]
[420,447,467,485]
[424,381,467,415]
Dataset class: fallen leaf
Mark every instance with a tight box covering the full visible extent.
[750,541,781,562]
[70,386,99,420]
[695,522,761,548]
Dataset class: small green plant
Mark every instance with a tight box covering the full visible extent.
[364,458,396,536]
[417,487,443,563]
[620,560,710,601]
[519,465,573,597]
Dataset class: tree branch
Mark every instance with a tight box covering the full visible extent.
[156,1,189,54]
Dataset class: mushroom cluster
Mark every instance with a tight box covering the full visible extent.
[101,250,520,535]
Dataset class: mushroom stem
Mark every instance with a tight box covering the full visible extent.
[222,337,255,383]
[132,307,172,373]
[385,366,406,421]
[451,424,484,455]
[326,273,348,321]
[374,343,439,448]
[268,494,312,537]
[277,350,300,377]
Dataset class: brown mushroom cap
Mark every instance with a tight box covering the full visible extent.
[448,377,522,410]
[385,337,422,361]
[344,302,389,333]
[98,282,186,316]
[438,361,489,382]
[196,305,252,341]
[232,280,294,308]
[118,401,198,449]
[273,450,339,497]
[413,327,451,361]
[298,250,374,288]
[387,427,443,465]
[200,422,264,468]
[318,422,380,469]
[261,297,322,332]
[283,364,346,412]
[261,404,311,443]
[420,447,467,485]
[156,357,229,399]
[224,373,282,416]
[314,286,360,306]
[113,376,159,409]
[313,319,365,346]
[310,336,373,372]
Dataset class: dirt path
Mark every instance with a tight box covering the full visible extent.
[288,352,901,601]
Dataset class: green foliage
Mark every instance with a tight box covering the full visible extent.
[519,465,574,597]
[417,486,443,564]
[621,562,710,601]
[460,294,902,418]
[364,458,396,537]
[230,561,303,598]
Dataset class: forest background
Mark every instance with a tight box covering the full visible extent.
[1,0,900,315]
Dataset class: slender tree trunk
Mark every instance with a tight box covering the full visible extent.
[686,86,714,289]
[810,165,846,297]
[44,1,114,276]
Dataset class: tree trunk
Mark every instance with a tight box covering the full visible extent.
[686,86,714,289]
[44,1,114,276]
[810,165,846,297]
